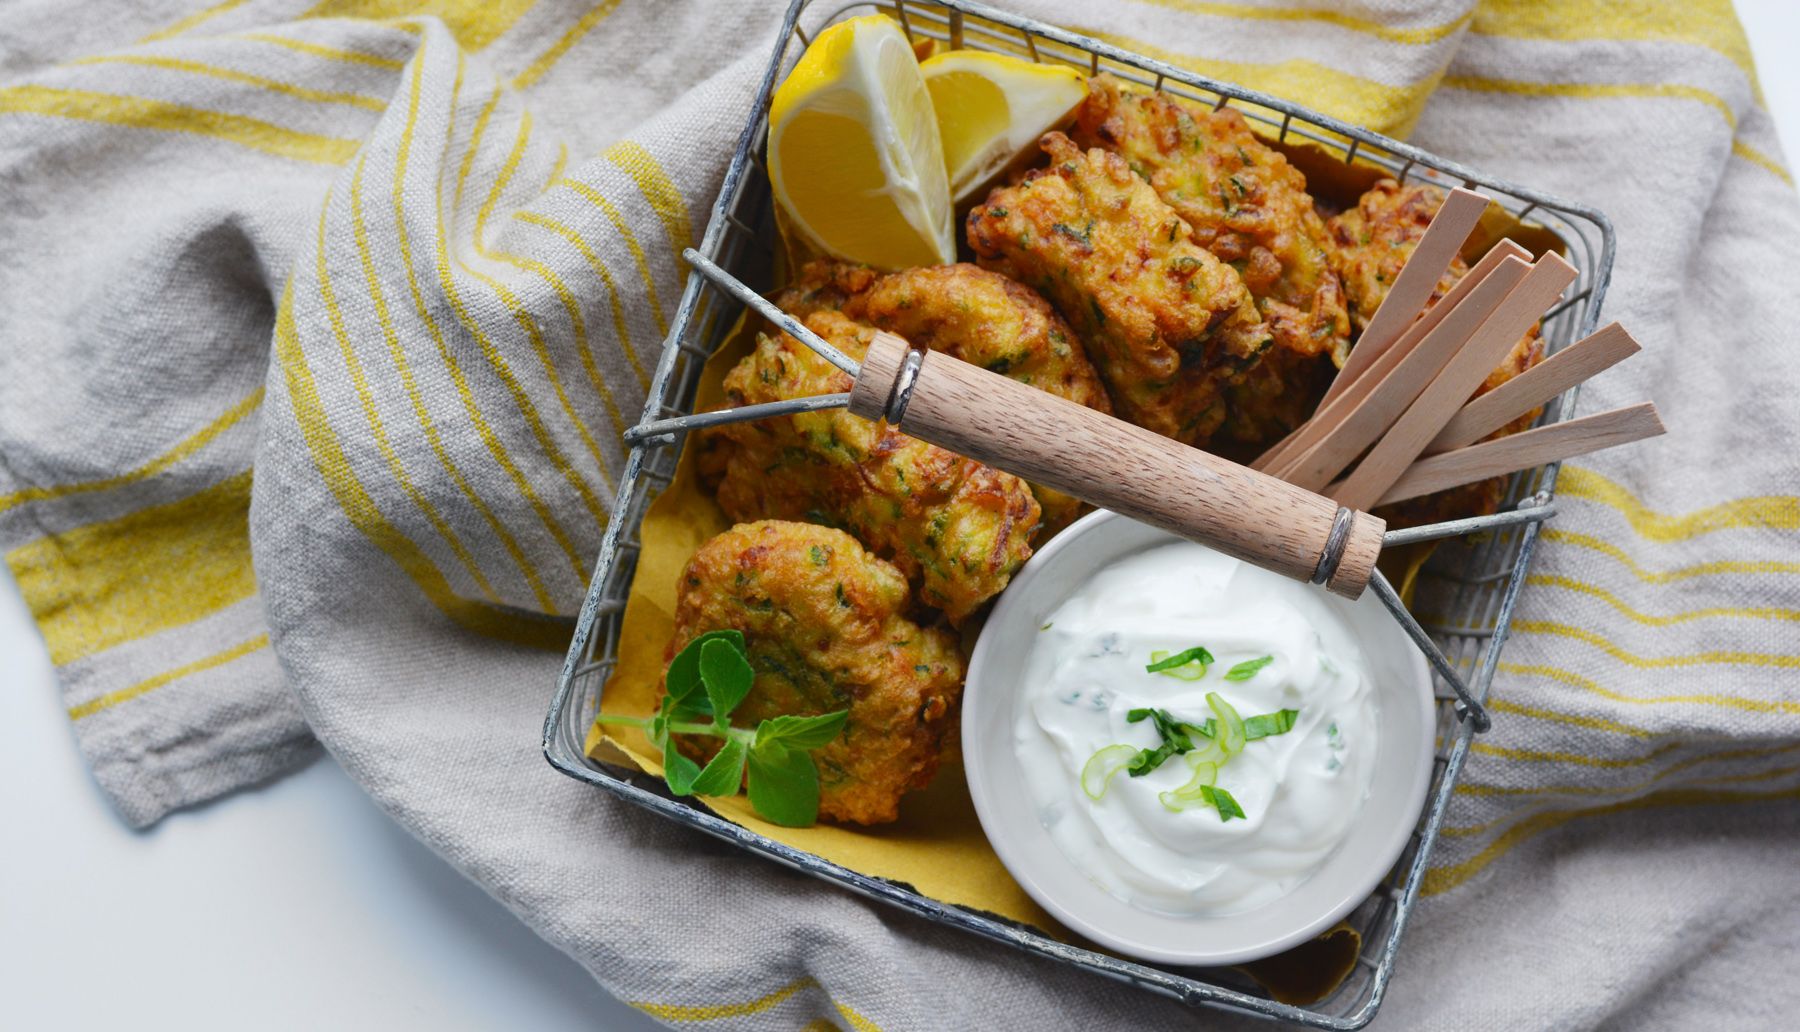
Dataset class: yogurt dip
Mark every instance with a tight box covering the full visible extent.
[1013,539,1379,917]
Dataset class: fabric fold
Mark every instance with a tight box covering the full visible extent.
[3,2,1798,1029]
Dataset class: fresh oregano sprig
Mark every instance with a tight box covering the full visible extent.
[598,630,848,827]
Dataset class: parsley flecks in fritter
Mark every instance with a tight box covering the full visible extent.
[967,131,1271,447]
[1071,75,1350,449]
[701,310,1040,623]
[841,262,1110,533]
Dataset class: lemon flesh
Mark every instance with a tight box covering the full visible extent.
[921,51,1087,203]
[770,15,953,270]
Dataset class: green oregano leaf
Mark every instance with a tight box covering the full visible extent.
[746,743,820,827]
[698,637,754,722]
[689,738,748,797]
[662,735,702,796]
[666,630,744,707]
[754,711,848,752]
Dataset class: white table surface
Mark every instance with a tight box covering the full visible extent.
[4,7,1796,1029]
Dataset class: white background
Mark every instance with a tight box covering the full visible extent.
[3,6,1796,1029]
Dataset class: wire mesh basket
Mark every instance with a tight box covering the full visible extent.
[542,0,1615,1026]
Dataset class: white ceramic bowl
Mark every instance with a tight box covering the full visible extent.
[963,509,1435,966]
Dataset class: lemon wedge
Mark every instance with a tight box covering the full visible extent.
[769,15,954,270]
[920,51,1087,203]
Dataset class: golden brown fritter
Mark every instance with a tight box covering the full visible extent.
[770,259,880,321]
[1329,179,1469,336]
[842,263,1111,533]
[1072,75,1349,364]
[845,264,1112,412]
[1332,180,1548,527]
[769,260,1108,535]
[668,520,964,825]
[703,310,1040,624]
[1072,76,1349,451]
[968,132,1272,446]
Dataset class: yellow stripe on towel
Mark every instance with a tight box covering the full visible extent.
[298,0,538,51]
[632,975,884,1030]
[73,54,388,111]
[384,41,567,610]
[1472,0,1757,88]
[1499,661,1800,716]
[1441,74,1738,131]
[1511,620,1800,670]
[0,388,262,513]
[138,0,251,44]
[236,31,409,70]
[69,634,270,720]
[1424,777,1800,896]
[1557,466,1800,538]
[272,279,569,652]
[512,0,625,90]
[6,470,258,666]
[1732,140,1794,187]
[1526,573,1800,626]
[0,85,359,164]
[514,208,652,390]
[317,174,502,605]
[602,140,695,253]
[1129,0,1470,47]
[1064,27,1439,137]
[1540,529,1800,583]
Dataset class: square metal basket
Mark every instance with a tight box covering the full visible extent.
[543,1,1616,1026]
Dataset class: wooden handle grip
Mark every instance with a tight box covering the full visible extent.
[848,331,1385,599]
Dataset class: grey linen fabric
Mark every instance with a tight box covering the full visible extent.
[3,1,1798,1029]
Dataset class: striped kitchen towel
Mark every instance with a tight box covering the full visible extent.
[2,1,1797,1029]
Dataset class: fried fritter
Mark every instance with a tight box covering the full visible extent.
[968,132,1272,445]
[770,260,1111,532]
[770,259,880,322]
[845,264,1112,412]
[1071,75,1349,450]
[840,262,1110,533]
[1072,75,1349,362]
[704,310,1040,623]
[1330,180,1548,527]
[668,520,964,825]
[1329,179,1469,336]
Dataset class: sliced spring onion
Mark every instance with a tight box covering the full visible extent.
[1158,756,1219,812]
[1225,655,1274,681]
[1181,708,1299,743]
[1200,785,1246,821]
[1243,708,1298,739]
[1146,646,1212,680]
[1207,692,1247,755]
[1080,744,1138,800]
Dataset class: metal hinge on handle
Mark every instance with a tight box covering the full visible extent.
[626,249,1565,730]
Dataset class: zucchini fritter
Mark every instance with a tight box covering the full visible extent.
[703,310,1040,623]
[669,520,964,825]
[1071,75,1350,449]
[847,264,1113,533]
[967,132,1272,446]
[1330,180,1546,526]
[775,260,1112,533]
[1071,76,1348,360]
[1329,179,1469,336]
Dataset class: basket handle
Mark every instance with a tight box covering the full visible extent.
[848,331,1385,599]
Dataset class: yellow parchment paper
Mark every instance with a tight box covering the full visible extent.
[585,315,1061,934]
[584,133,1553,1000]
